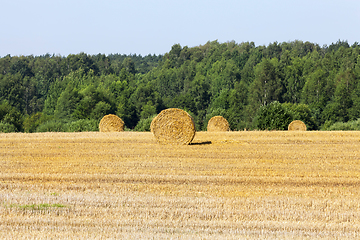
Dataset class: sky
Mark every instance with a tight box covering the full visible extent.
[1,0,360,57]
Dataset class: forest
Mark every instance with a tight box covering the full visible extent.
[1,40,360,133]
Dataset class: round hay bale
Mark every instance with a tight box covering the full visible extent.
[150,108,195,145]
[207,116,230,132]
[288,120,307,131]
[99,114,124,132]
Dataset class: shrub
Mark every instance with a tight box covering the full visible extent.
[0,122,17,133]
[254,101,292,130]
[282,103,316,130]
[0,101,23,132]
[67,119,99,132]
[23,113,52,133]
[36,120,67,132]
[134,115,156,132]
[323,119,360,131]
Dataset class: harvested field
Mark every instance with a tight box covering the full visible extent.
[1,131,360,239]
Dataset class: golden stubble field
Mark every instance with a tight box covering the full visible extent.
[1,131,360,239]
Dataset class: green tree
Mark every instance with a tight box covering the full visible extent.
[65,53,98,75]
[282,103,316,130]
[54,85,81,120]
[248,58,283,113]
[140,101,157,119]
[123,57,136,75]
[283,57,305,103]
[130,82,163,118]
[209,89,230,110]
[301,68,331,110]
[207,58,240,97]
[189,73,211,114]
[0,73,25,112]
[323,69,356,122]
[90,101,111,120]
[9,56,34,77]
[169,93,196,114]
[254,101,292,130]
[0,101,23,132]
[240,46,263,84]
[22,76,40,115]
[134,114,157,132]
[23,112,52,133]
[43,79,68,115]
[227,80,249,130]
[350,55,360,119]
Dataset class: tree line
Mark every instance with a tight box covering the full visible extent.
[1,40,360,133]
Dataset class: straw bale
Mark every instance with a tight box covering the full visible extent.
[99,114,124,132]
[207,116,230,132]
[288,120,307,131]
[150,108,195,145]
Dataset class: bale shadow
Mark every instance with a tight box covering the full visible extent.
[190,141,212,145]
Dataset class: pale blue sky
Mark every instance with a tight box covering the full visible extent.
[1,0,359,57]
